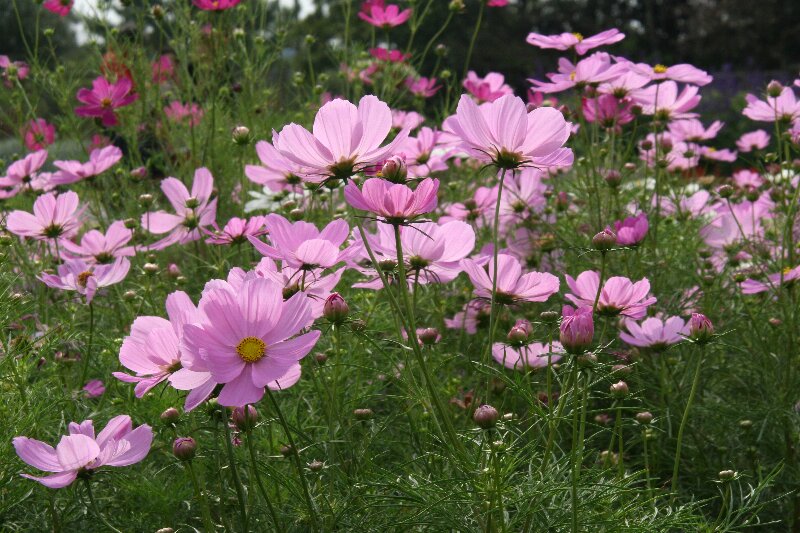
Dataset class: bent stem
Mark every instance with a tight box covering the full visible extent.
[83,480,123,533]
[80,301,94,385]
[671,349,704,497]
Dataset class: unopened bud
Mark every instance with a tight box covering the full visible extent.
[139,193,154,207]
[231,405,259,432]
[592,229,617,251]
[473,404,499,429]
[418,327,440,345]
[610,380,629,398]
[323,293,349,324]
[381,156,407,183]
[766,80,784,97]
[688,313,714,344]
[353,408,374,420]
[172,437,197,461]
[308,460,324,472]
[232,125,251,145]
[719,469,736,481]
[635,411,653,424]
[160,407,180,423]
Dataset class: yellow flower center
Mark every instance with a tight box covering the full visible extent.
[783,267,793,275]
[236,336,266,363]
[77,271,94,288]
[572,32,584,41]
[100,97,112,108]
[569,71,576,81]
[653,64,668,74]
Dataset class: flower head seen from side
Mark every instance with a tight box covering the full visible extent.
[13,415,153,488]
[565,270,656,319]
[461,253,560,305]
[447,93,573,170]
[193,0,241,10]
[75,76,138,127]
[612,212,649,246]
[526,28,625,55]
[181,277,321,407]
[559,305,594,354]
[51,145,123,186]
[462,71,514,103]
[345,177,439,224]
[42,0,73,16]
[6,190,85,242]
[742,86,800,123]
[492,341,564,371]
[205,216,268,246]
[39,257,130,303]
[358,3,411,29]
[0,149,48,195]
[736,130,770,152]
[248,214,351,269]
[619,316,688,352]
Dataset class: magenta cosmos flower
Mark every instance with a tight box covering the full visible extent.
[182,277,321,406]
[461,253,560,304]
[42,0,73,16]
[565,271,656,319]
[462,71,514,103]
[447,93,573,169]
[492,341,564,371]
[620,316,688,351]
[23,118,56,151]
[51,145,123,186]
[530,53,629,94]
[6,190,84,241]
[526,28,625,55]
[61,220,135,264]
[193,0,241,10]
[405,76,441,98]
[75,76,138,127]
[345,177,439,223]
[141,167,218,250]
[612,212,649,246]
[358,2,411,28]
[743,86,800,123]
[13,415,152,488]
[249,214,351,269]
[40,257,130,303]
[273,95,410,182]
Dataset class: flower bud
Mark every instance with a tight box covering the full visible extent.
[603,170,622,188]
[323,293,349,324]
[231,405,259,432]
[130,166,147,179]
[308,460,324,472]
[717,184,734,198]
[688,313,714,344]
[718,469,736,481]
[539,310,559,323]
[139,193,154,207]
[766,80,784,97]
[609,380,629,398]
[635,411,653,424]
[280,444,296,457]
[232,125,251,145]
[123,217,139,229]
[289,208,304,221]
[172,437,197,461]
[577,352,597,367]
[559,307,594,355]
[167,263,181,278]
[143,262,159,275]
[353,408,374,420]
[160,407,180,424]
[151,4,164,19]
[418,327,440,345]
[449,0,465,12]
[592,229,617,251]
[184,196,200,209]
[350,318,367,332]
[507,326,528,346]
[381,156,407,183]
[473,404,499,429]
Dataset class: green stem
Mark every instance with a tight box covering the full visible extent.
[222,418,249,531]
[83,480,123,533]
[244,427,281,532]
[484,168,509,399]
[671,350,704,496]
[569,367,583,533]
[462,0,485,79]
[185,461,216,532]
[80,302,94,385]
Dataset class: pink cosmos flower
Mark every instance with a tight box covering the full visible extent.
[392,110,425,131]
[740,265,800,295]
[612,212,648,246]
[559,305,594,354]
[83,380,106,398]
[152,55,175,83]
[358,3,411,28]
[40,257,130,303]
[619,316,688,351]
[463,71,514,103]
[447,93,573,169]
[23,119,56,150]
[205,216,267,245]
[51,145,123,186]
[89,134,111,151]
[274,95,410,182]
[736,130,770,152]
[369,47,411,62]
[630,63,712,86]
[743,86,800,122]
[0,56,29,87]
[700,146,737,162]
[114,291,216,411]
[565,271,656,319]
[492,341,563,370]
[75,76,138,127]
[732,169,764,189]
[668,119,724,142]
[141,167,218,250]
[246,141,306,192]
[6,191,84,241]
[42,0,73,16]
[13,415,153,488]
[597,70,651,97]
[445,186,497,225]
[487,0,509,6]
[633,81,701,120]
[582,94,634,128]
[345,177,439,223]
[182,277,321,406]
[405,76,441,98]
[530,53,629,93]
[461,253,560,304]
[164,101,204,127]
[248,214,351,269]
[445,301,490,335]
[497,168,548,227]
[61,220,135,264]
[0,149,48,193]
[525,28,625,55]
[397,127,450,177]
[193,0,241,10]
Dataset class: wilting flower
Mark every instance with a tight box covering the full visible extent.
[182,277,321,406]
[565,271,656,319]
[193,0,241,10]
[461,253,560,304]
[559,305,594,354]
[526,28,625,55]
[447,93,573,169]
[249,214,351,269]
[619,316,688,351]
[6,191,84,241]
[61,220,135,264]
[51,145,123,186]
[742,86,800,123]
[462,71,514,103]
[141,167,218,250]
[613,212,648,246]
[274,95,410,182]
[75,76,138,127]
[13,416,153,488]
[42,0,73,16]
[358,2,411,28]
[40,258,130,303]
[492,341,564,370]
[736,130,770,152]
[345,177,439,223]
[23,119,56,150]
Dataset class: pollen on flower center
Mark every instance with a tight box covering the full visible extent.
[653,64,668,74]
[572,32,584,41]
[236,336,266,363]
[77,271,94,288]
